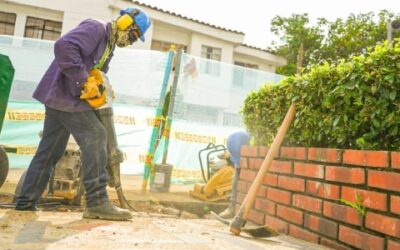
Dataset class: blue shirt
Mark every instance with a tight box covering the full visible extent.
[227,131,251,168]
[33,19,114,112]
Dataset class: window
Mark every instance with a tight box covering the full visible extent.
[179,104,218,124]
[233,61,259,87]
[0,11,16,35]
[201,46,221,61]
[151,40,187,52]
[200,45,221,75]
[24,16,62,41]
[223,113,243,127]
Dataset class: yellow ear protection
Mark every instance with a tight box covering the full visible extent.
[116,9,141,31]
[116,14,134,31]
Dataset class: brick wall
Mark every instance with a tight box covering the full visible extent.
[237,146,400,250]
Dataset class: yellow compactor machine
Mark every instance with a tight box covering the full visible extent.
[190,143,233,202]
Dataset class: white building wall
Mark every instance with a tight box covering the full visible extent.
[233,54,276,72]
[152,22,191,49]
[1,0,285,69]
[0,1,63,37]
[190,33,234,62]
[7,0,111,30]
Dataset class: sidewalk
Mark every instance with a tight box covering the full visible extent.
[0,169,330,250]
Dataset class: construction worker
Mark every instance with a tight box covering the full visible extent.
[15,7,151,221]
[219,131,251,219]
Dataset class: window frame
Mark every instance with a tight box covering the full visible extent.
[232,61,259,87]
[24,16,62,41]
[0,11,17,36]
[200,45,222,76]
[151,40,187,52]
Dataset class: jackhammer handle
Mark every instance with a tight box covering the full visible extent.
[230,103,296,235]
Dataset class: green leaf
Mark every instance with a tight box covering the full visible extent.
[372,119,380,128]
[356,137,366,148]
[389,91,397,101]
[389,126,398,136]
[333,117,340,127]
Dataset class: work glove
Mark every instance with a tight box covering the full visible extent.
[88,69,103,84]
[80,76,100,99]
[80,69,107,108]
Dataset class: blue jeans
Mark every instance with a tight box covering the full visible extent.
[16,106,109,208]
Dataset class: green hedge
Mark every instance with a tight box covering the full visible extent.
[242,41,400,150]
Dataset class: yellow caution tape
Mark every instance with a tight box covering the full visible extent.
[174,131,216,144]
[5,109,135,125]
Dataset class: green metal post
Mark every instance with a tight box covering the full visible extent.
[141,49,175,191]
[159,49,183,165]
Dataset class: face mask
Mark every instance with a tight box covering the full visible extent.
[115,29,132,47]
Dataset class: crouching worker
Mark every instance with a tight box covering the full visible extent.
[219,131,251,219]
[15,7,151,221]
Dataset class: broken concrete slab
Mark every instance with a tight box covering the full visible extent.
[0,209,330,250]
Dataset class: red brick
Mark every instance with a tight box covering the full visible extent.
[305,214,338,238]
[320,238,352,250]
[304,214,338,238]
[343,149,389,168]
[239,169,256,182]
[263,173,278,186]
[292,194,322,213]
[308,147,342,163]
[265,215,288,234]
[239,158,248,169]
[388,240,400,250]
[248,158,264,170]
[391,195,400,215]
[368,170,400,192]
[341,186,387,211]
[294,163,324,179]
[258,146,269,157]
[241,145,258,157]
[289,225,319,243]
[280,147,307,160]
[277,205,304,225]
[256,185,267,198]
[339,225,384,250]
[267,187,291,205]
[306,180,340,200]
[270,160,292,174]
[237,180,249,193]
[323,201,363,226]
[391,151,400,169]
[255,198,276,215]
[248,208,265,225]
[325,166,365,184]
[366,212,400,237]
[278,176,305,192]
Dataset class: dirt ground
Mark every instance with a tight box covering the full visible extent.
[0,169,330,250]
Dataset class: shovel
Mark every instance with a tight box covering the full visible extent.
[215,103,296,237]
[211,211,279,238]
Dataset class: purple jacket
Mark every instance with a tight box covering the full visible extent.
[33,19,114,112]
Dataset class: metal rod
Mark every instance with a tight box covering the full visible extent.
[141,48,175,191]
[161,49,184,165]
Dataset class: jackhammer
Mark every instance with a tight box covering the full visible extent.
[95,107,133,210]
[88,71,133,210]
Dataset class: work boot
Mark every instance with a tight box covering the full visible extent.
[83,201,132,221]
[219,205,234,219]
[15,204,38,211]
